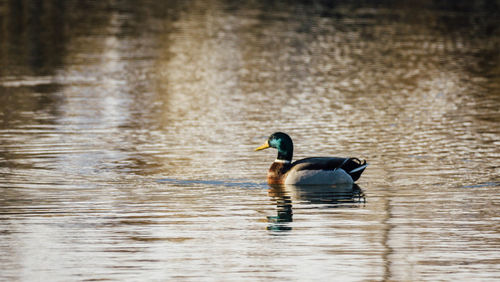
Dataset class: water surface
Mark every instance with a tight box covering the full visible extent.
[1,0,499,281]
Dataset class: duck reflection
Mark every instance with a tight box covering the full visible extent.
[267,184,365,232]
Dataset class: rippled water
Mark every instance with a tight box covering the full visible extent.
[1,0,499,281]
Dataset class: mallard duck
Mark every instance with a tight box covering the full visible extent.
[255,132,368,185]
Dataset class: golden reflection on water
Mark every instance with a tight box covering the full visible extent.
[0,0,499,281]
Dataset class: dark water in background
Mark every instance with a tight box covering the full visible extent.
[0,0,499,280]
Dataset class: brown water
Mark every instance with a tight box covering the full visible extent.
[1,0,499,281]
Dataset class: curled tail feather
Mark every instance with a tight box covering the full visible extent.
[339,158,368,182]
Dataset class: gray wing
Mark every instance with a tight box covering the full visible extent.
[291,157,350,171]
[291,157,367,181]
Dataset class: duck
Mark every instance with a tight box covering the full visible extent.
[255,132,368,185]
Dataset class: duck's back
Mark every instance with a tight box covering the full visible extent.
[284,157,367,185]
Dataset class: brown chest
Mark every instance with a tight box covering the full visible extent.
[267,162,291,184]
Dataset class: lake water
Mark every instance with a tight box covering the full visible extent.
[1,0,499,281]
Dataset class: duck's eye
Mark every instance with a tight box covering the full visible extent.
[269,138,281,148]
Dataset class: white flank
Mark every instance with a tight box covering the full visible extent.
[284,169,353,185]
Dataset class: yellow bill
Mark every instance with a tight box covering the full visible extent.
[255,141,270,151]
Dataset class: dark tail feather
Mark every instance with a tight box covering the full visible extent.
[341,158,368,182]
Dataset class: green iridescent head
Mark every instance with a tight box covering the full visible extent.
[255,132,294,161]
